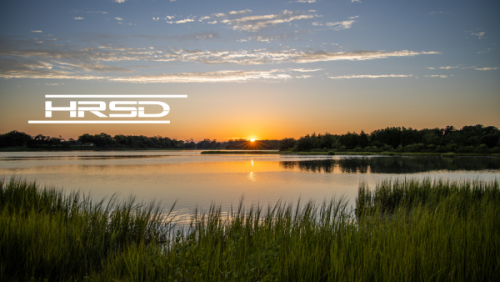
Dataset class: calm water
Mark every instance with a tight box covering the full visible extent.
[1,151,499,220]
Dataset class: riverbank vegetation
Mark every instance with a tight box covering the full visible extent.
[1,124,499,154]
[280,124,500,154]
[1,178,498,281]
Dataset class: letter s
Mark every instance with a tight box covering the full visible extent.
[109,101,137,118]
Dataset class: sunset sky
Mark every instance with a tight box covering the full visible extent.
[0,0,499,141]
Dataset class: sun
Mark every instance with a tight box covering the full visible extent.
[250,138,255,142]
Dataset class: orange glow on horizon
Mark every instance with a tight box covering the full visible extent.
[250,138,255,142]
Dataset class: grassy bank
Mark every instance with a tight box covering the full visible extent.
[1,179,499,281]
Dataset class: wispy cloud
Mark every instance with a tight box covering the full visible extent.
[439,66,459,69]
[474,67,497,71]
[176,17,196,24]
[0,59,313,83]
[295,75,312,78]
[236,35,289,42]
[31,30,42,33]
[329,74,412,79]
[297,0,316,3]
[219,10,318,32]
[115,17,123,21]
[229,9,252,15]
[74,17,84,20]
[471,31,485,39]
[114,0,126,3]
[0,37,439,66]
[289,68,322,72]
[110,69,292,83]
[351,0,361,3]
[313,16,358,30]
[430,65,497,71]
[325,16,358,30]
[425,75,448,78]
[72,10,108,14]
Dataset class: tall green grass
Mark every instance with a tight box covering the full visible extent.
[1,178,499,281]
[0,179,174,281]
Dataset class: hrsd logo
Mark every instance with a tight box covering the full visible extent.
[29,95,187,124]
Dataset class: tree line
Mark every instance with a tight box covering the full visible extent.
[1,124,499,153]
[280,125,500,153]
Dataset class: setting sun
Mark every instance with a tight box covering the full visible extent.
[250,139,255,142]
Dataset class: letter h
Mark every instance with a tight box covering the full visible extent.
[45,101,76,118]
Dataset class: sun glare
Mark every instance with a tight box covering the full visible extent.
[250,139,255,142]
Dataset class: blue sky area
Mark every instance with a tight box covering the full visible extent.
[0,0,499,140]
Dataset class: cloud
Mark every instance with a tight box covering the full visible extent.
[314,16,358,30]
[0,56,316,83]
[0,63,296,83]
[471,32,485,39]
[72,10,108,14]
[74,17,84,20]
[329,74,413,79]
[289,68,322,72]
[115,17,124,21]
[425,75,448,78]
[326,19,356,30]
[297,0,316,3]
[474,67,498,71]
[31,30,42,33]
[220,10,318,32]
[153,17,159,21]
[0,68,107,80]
[351,0,361,2]
[439,66,459,69]
[229,9,252,15]
[110,69,292,83]
[114,0,126,3]
[237,35,283,42]
[427,67,435,70]
[199,16,211,21]
[77,63,134,72]
[0,37,439,66]
[176,18,195,24]
[45,83,64,86]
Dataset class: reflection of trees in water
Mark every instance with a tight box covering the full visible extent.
[280,157,500,174]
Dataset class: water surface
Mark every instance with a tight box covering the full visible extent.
[1,151,499,220]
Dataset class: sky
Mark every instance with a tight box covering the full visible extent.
[0,0,499,141]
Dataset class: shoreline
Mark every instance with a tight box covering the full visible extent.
[1,147,499,157]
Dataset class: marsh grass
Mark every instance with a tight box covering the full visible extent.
[1,178,499,281]
[0,179,174,281]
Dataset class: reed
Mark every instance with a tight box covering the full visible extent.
[1,178,499,281]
